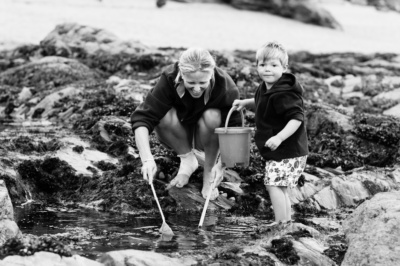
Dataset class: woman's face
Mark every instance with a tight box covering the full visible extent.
[181,70,213,98]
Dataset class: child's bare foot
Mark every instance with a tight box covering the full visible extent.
[166,174,190,189]
[201,174,219,200]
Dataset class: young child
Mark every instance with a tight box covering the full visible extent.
[233,41,309,223]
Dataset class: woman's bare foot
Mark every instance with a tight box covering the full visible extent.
[166,151,198,189]
[166,174,190,189]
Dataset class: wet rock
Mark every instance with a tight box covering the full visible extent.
[17,87,33,103]
[23,86,82,119]
[168,183,235,211]
[99,249,196,266]
[219,182,244,195]
[306,103,354,137]
[383,102,400,118]
[341,191,400,266]
[0,56,99,90]
[313,186,341,210]
[0,180,14,221]
[55,136,118,176]
[289,172,327,204]
[0,251,102,266]
[0,180,21,246]
[291,238,335,266]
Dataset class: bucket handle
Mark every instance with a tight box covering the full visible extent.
[224,106,244,133]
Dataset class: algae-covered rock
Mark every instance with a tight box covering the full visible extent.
[0,56,99,90]
[342,191,400,266]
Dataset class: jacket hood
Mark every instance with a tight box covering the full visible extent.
[265,73,303,96]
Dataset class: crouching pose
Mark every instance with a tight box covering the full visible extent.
[131,47,241,200]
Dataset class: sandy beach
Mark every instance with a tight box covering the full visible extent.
[0,0,400,54]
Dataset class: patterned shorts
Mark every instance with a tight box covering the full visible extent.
[264,156,307,188]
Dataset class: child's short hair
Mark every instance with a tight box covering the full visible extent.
[256,41,288,67]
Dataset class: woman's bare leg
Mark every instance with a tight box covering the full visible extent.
[155,108,198,188]
[196,108,221,199]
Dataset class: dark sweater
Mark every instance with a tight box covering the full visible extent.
[131,62,241,133]
[254,73,309,160]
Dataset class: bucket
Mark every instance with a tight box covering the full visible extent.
[215,106,253,168]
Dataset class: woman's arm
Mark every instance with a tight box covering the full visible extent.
[135,127,157,182]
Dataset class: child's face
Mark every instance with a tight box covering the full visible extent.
[257,58,287,87]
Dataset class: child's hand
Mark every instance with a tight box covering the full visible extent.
[265,136,283,151]
[232,99,245,111]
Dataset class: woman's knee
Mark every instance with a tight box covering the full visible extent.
[158,108,179,128]
[200,108,221,129]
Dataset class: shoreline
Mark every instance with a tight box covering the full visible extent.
[0,0,400,54]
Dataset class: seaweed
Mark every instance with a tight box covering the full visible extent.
[268,237,299,265]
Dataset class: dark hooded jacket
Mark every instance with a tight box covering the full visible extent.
[131,62,241,133]
[254,73,309,161]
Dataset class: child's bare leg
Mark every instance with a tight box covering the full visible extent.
[197,109,221,199]
[155,108,198,188]
[266,185,287,222]
[282,187,292,221]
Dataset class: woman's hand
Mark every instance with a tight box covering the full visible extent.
[141,160,157,183]
[211,160,225,186]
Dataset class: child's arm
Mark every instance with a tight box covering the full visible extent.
[265,119,302,151]
[232,98,255,111]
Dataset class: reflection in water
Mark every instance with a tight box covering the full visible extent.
[15,206,252,259]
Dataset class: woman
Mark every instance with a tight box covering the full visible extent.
[131,47,241,200]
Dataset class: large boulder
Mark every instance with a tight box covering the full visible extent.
[228,0,342,29]
[0,180,21,246]
[349,0,400,12]
[40,23,148,56]
[341,191,400,266]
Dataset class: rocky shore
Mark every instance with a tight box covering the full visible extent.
[0,23,400,266]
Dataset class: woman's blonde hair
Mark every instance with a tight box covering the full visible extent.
[256,41,289,67]
[175,47,216,83]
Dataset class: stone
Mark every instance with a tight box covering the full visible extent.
[0,220,21,246]
[290,238,336,266]
[306,103,354,137]
[40,23,148,56]
[219,182,244,195]
[98,249,196,266]
[341,191,400,266]
[17,87,33,103]
[26,86,82,119]
[383,103,400,118]
[0,180,14,220]
[0,252,103,266]
[313,186,341,210]
[331,176,370,207]
[373,87,400,101]
[0,56,99,89]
